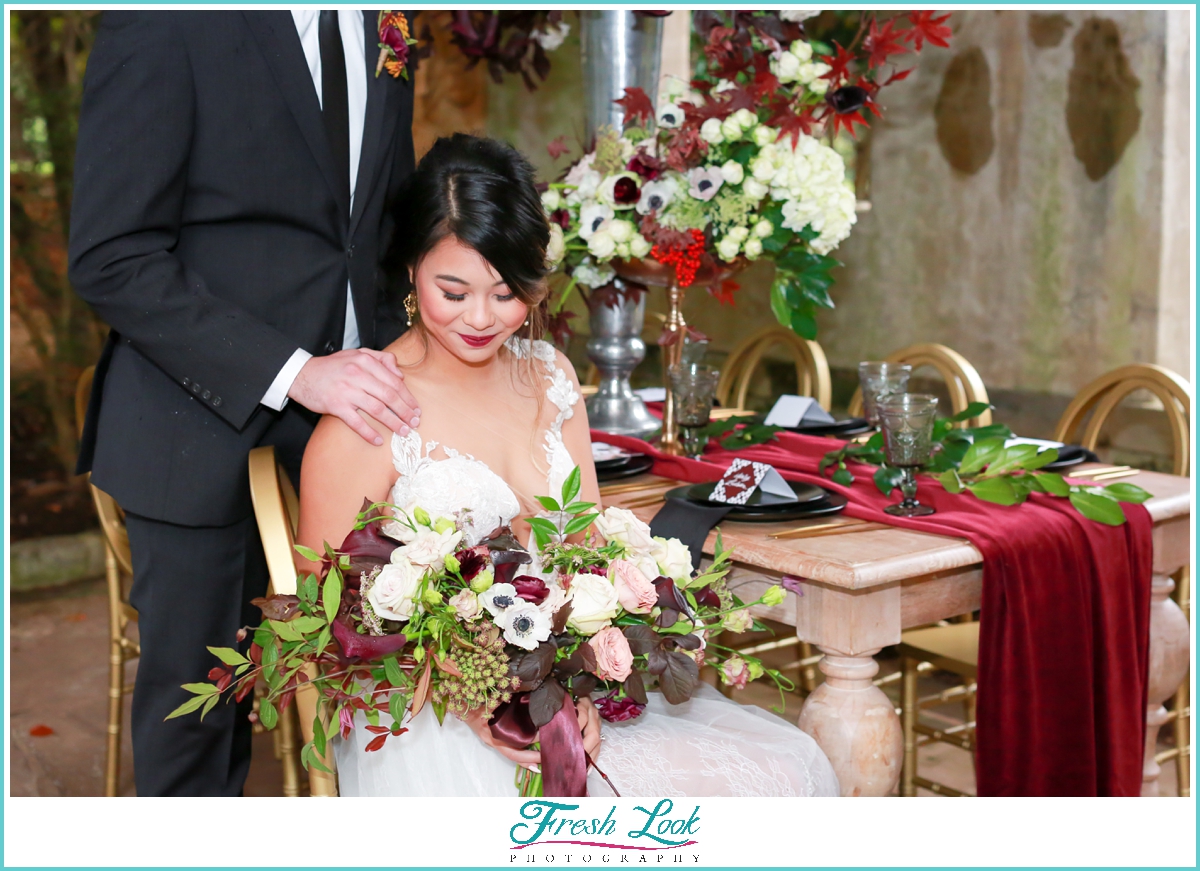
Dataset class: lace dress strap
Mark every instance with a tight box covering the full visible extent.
[390,429,424,476]
[506,338,580,495]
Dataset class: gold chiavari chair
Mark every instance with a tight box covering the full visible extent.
[247,445,338,796]
[75,367,139,797]
[709,328,831,697]
[848,343,993,427]
[897,363,1192,796]
[1053,363,1191,796]
[716,325,832,412]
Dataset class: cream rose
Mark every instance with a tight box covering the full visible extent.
[566,573,620,635]
[700,117,725,144]
[652,536,693,583]
[610,559,657,614]
[743,237,764,260]
[719,159,745,185]
[593,506,656,555]
[368,555,424,622]
[400,527,462,572]
[541,189,562,212]
[545,223,565,267]
[629,234,652,258]
[449,589,481,622]
[588,626,634,682]
[587,229,617,259]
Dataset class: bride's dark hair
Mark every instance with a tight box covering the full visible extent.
[387,133,551,344]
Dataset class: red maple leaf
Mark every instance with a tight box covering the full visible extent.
[708,280,740,306]
[904,11,953,51]
[819,41,857,88]
[822,106,870,139]
[880,67,914,88]
[546,310,577,349]
[546,135,570,159]
[613,87,654,127]
[663,126,708,172]
[863,16,910,69]
[749,53,781,102]
[768,100,818,147]
[704,25,752,80]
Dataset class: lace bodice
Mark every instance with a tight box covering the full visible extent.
[381,338,580,546]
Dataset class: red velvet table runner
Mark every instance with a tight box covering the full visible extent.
[593,428,1153,796]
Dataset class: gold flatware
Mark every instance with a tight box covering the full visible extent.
[710,407,754,421]
[599,478,674,497]
[1089,468,1142,482]
[623,494,666,509]
[770,521,888,540]
[1070,465,1132,479]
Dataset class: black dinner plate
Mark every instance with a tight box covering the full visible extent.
[683,479,827,507]
[596,454,654,482]
[1041,444,1087,472]
[786,417,874,438]
[595,453,635,472]
[665,484,847,522]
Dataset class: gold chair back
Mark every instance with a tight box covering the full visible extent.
[848,343,993,427]
[76,367,138,797]
[247,446,338,797]
[1052,363,1191,476]
[716,326,832,411]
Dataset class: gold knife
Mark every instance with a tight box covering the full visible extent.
[1071,465,1132,479]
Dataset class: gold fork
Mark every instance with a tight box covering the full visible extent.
[769,521,888,540]
[599,478,672,497]
[1070,465,1132,479]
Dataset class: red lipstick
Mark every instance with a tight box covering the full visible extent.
[459,333,497,348]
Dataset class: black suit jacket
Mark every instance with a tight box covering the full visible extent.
[69,11,414,526]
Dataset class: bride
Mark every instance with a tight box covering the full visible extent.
[298,134,839,798]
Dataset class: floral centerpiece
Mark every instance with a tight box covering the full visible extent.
[170,468,789,797]
[543,10,951,341]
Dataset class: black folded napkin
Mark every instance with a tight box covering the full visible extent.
[649,498,733,574]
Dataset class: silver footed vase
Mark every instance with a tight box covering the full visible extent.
[585,287,660,439]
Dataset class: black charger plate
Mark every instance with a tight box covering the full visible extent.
[595,453,636,472]
[786,417,874,438]
[665,483,848,521]
[1041,444,1088,472]
[596,454,654,482]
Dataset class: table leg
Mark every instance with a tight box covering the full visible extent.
[1143,572,1190,796]
[798,647,902,797]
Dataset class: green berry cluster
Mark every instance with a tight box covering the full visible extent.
[433,633,520,718]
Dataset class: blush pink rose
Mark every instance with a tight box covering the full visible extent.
[610,559,657,614]
[588,626,634,682]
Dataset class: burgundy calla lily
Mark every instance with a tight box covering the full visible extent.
[332,615,408,663]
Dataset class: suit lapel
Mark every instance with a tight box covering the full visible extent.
[243,11,350,222]
[350,10,405,238]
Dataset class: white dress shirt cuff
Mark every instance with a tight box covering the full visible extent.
[261,348,313,411]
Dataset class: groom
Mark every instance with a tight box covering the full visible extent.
[70,10,419,795]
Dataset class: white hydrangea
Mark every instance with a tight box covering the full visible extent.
[771,50,802,83]
[564,153,601,204]
[755,134,858,255]
[573,257,615,289]
[789,40,814,62]
[533,20,570,52]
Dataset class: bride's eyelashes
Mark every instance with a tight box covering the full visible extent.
[440,290,467,302]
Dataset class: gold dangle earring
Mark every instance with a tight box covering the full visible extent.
[404,292,419,327]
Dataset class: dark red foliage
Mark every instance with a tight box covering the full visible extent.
[549,208,571,230]
[627,150,665,181]
[864,16,910,70]
[653,576,691,613]
[613,87,655,127]
[820,42,857,89]
[248,642,262,665]
[546,310,577,349]
[707,279,740,307]
[749,54,781,102]
[663,127,708,174]
[235,681,255,703]
[208,667,226,682]
[547,135,570,159]
[595,692,646,723]
[768,100,819,146]
[513,575,550,605]
[447,10,563,91]
[590,281,646,311]
[904,10,953,51]
[693,586,721,609]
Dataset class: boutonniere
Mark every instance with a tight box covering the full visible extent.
[375,11,418,80]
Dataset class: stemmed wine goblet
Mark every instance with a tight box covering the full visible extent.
[858,362,913,426]
[878,393,939,517]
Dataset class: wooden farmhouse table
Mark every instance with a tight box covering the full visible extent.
[603,464,1192,797]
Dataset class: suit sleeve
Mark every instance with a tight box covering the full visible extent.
[372,23,417,350]
[68,12,300,431]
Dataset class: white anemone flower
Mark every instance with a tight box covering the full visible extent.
[501,601,553,651]
[578,201,614,240]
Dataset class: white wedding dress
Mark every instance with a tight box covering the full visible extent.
[333,339,840,797]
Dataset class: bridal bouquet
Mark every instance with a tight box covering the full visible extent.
[169,467,789,796]
[545,10,950,338]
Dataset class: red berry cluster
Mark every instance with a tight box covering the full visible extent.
[650,230,706,288]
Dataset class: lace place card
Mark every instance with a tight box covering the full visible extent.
[709,458,794,505]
